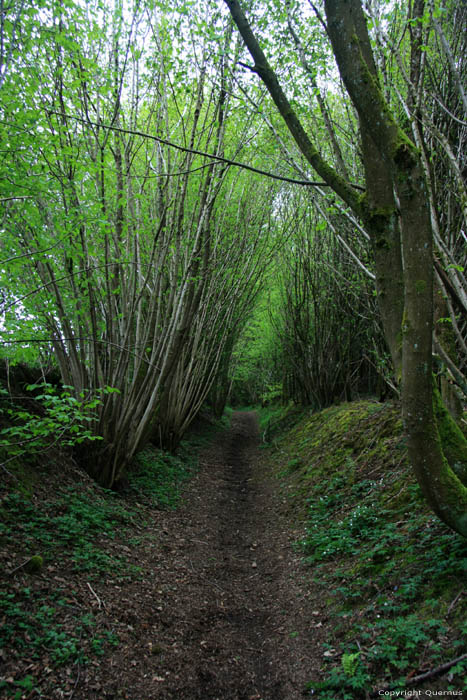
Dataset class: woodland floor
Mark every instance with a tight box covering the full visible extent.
[1,412,326,699]
[3,408,465,699]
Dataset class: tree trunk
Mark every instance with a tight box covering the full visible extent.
[225,0,467,537]
[324,0,467,537]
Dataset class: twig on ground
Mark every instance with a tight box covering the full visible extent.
[69,662,81,699]
[87,581,105,609]
[370,653,467,697]
[8,556,36,575]
[189,559,226,592]
[446,589,464,617]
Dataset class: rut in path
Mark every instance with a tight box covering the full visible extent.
[163,410,314,700]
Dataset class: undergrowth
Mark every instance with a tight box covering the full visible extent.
[0,587,118,696]
[255,402,307,445]
[0,416,206,694]
[269,400,467,698]
[130,439,199,509]
[0,487,141,577]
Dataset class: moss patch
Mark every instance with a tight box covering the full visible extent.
[415,279,427,294]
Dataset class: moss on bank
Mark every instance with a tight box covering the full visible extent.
[264,399,467,697]
[433,387,467,485]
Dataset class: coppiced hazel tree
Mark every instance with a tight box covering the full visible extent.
[158,172,276,448]
[276,190,384,408]
[223,0,467,536]
[0,0,280,486]
[1,0,466,530]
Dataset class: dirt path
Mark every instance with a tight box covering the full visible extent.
[138,410,317,699]
[73,412,320,699]
[5,407,464,699]
[162,411,309,700]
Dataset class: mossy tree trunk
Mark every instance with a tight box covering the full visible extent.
[225,0,467,536]
[324,0,467,537]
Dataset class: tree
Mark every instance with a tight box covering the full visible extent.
[276,190,383,408]
[0,0,281,487]
[223,0,467,536]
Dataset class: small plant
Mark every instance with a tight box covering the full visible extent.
[0,588,119,668]
[341,651,361,677]
[0,384,120,462]
[305,650,370,699]
[130,445,195,508]
[0,674,40,700]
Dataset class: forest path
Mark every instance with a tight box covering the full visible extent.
[61,411,323,700]
[104,411,320,700]
[161,410,313,700]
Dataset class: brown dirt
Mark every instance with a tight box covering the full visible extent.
[1,412,324,699]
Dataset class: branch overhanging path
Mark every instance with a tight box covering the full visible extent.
[45,111,364,191]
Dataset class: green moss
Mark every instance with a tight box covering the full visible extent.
[25,555,43,574]
[433,386,467,485]
[415,279,427,294]
[358,191,368,211]
[430,418,467,537]
[369,206,397,220]
[393,129,419,166]
[401,308,411,336]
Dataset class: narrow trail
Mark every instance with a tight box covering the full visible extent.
[138,410,317,700]
[76,411,321,699]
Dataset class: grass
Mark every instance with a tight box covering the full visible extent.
[268,399,467,698]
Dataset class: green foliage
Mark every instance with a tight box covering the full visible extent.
[0,674,39,700]
[130,444,196,509]
[341,651,361,677]
[0,0,280,486]
[302,493,396,562]
[0,587,119,673]
[271,401,467,695]
[0,419,200,693]
[302,473,467,694]
[229,286,282,406]
[1,488,139,576]
[306,653,369,699]
[255,403,307,445]
[0,384,119,462]
[266,193,385,410]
